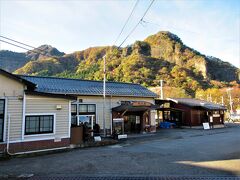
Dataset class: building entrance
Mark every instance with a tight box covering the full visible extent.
[124,115,141,134]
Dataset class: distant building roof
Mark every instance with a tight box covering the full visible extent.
[20,75,157,98]
[167,98,226,110]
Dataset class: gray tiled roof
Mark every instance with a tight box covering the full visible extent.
[169,98,226,110]
[20,75,157,98]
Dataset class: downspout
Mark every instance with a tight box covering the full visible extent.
[7,114,14,156]
[68,101,71,138]
[21,92,26,140]
[110,95,112,135]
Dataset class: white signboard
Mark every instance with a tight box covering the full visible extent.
[94,136,102,142]
[113,118,124,122]
[213,114,220,117]
[203,122,210,130]
[118,134,127,139]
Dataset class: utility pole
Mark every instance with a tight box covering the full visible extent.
[208,94,212,102]
[160,80,163,99]
[227,88,233,114]
[103,55,106,137]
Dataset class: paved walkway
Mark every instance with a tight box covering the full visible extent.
[0,123,240,179]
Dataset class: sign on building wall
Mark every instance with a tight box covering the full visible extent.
[132,101,152,107]
[113,118,124,122]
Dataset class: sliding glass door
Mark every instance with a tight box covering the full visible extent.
[0,99,5,142]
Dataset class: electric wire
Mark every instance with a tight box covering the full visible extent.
[0,39,57,59]
[0,35,56,56]
[114,0,139,45]
[0,35,40,50]
[118,0,155,49]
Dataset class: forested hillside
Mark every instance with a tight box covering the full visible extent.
[1,31,239,98]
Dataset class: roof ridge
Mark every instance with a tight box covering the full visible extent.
[172,98,223,105]
[19,74,141,86]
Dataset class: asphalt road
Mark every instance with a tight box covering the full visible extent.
[0,123,240,179]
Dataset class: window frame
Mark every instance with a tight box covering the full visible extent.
[24,113,56,136]
[71,102,97,127]
[78,104,96,115]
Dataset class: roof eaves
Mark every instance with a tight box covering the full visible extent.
[166,98,178,104]
[25,90,76,100]
[0,69,36,88]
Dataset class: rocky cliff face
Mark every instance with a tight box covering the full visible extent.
[144,31,238,82]
[206,56,239,82]
[25,44,65,60]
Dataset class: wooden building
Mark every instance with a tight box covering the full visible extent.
[155,98,226,127]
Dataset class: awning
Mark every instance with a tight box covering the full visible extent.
[200,105,227,111]
[112,101,156,112]
[156,107,183,112]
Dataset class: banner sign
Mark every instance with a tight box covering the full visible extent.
[113,118,124,122]
[132,101,152,107]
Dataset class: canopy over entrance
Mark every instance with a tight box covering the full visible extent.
[112,101,156,134]
[112,101,156,112]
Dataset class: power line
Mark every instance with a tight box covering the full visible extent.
[118,0,155,48]
[0,39,38,53]
[114,0,139,45]
[0,35,51,55]
[0,39,56,59]
[1,35,37,50]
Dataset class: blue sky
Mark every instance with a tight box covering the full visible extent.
[0,0,239,67]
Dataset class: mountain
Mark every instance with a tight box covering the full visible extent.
[0,50,27,72]
[25,44,65,60]
[0,31,239,96]
[0,45,65,72]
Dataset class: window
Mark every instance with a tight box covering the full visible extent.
[71,104,77,126]
[79,104,87,113]
[71,104,96,127]
[163,103,170,108]
[79,104,96,115]
[88,105,96,112]
[164,111,171,121]
[25,115,54,135]
[78,104,96,126]
[78,115,96,128]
